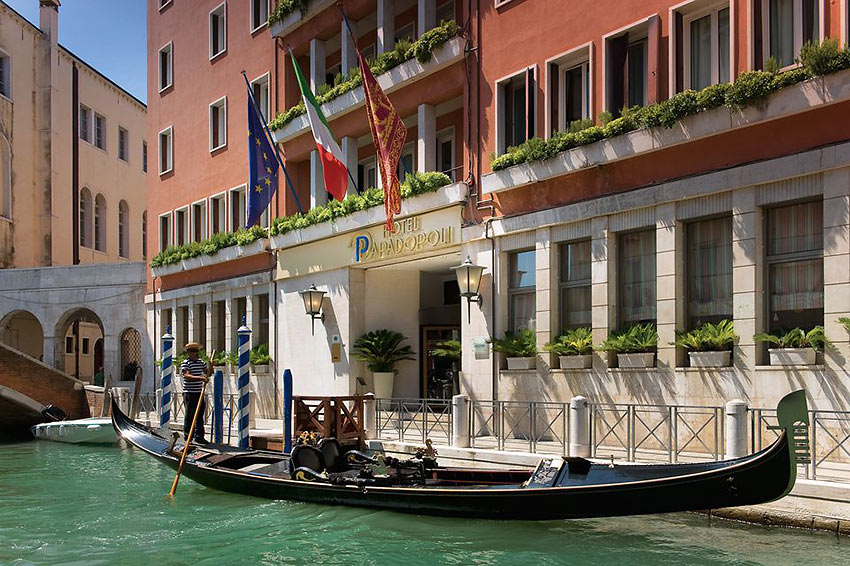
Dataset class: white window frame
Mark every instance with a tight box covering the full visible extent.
[436,127,456,181]
[0,48,12,101]
[209,2,228,61]
[118,126,129,162]
[158,212,172,252]
[229,185,247,231]
[209,191,228,235]
[250,0,270,33]
[760,0,824,70]
[209,96,228,152]
[494,66,536,156]
[602,16,654,114]
[93,193,106,252]
[670,0,735,94]
[398,142,415,179]
[250,73,270,123]
[158,41,173,93]
[191,198,208,243]
[142,140,148,173]
[94,113,106,151]
[79,104,92,143]
[158,125,173,175]
[545,42,594,138]
[359,156,379,189]
[118,200,129,259]
[174,206,189,247]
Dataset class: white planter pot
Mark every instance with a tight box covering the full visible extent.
[689,350,732,368]
[769,348,817,366]
[372,372,395,398]
[506,357,536,370]
[558,355,592,369]
[617,352,655,368]
[251,364,270,376]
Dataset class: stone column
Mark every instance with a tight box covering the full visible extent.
[417,104,436,174]
[732,188,762,371]
[418,0,436,37]
[187,297,196,343]
[309,38,326,92]
[823,168,850,369]
[377,0,395,54]
[451,394,470,447]
[205,296,214,354]
[569,395,590,457]
[591,216,613,370]
[535,227,554,367]
[310,150,328,209]
[341,19,357,74]
[341,136,358,196]
[224,291,234,357]
[245,292,254,340]
[363,393,377,439]
[655,203,677,370]
[725,399,749,459]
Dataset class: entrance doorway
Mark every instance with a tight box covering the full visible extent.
[421,326,460,400]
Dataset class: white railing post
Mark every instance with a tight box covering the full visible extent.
[363,393,377,439]
[452,394,470,448]
[569,396,590,457]
[725,399,749,459]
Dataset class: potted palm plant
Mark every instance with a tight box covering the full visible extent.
[545,327,593,369]
[673,320,738,367]
[250,343,272,375]
[352,329,415,398]
[598,323,658,368]
[754,327,828,366]
[488,329,537,369]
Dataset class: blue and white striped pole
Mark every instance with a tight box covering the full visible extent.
[160,326,174,430]
[236,316,252,449]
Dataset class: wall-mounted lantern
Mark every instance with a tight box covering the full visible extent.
[453,256,485,322]
[299,284,326,335]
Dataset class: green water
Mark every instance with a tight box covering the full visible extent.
[0,441,845,566]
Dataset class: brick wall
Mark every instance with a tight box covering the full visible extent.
[0,343,91,419]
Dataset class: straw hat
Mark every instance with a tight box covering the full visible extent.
[184,342,201,351]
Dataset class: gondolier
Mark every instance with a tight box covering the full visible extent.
[179,342,211,443]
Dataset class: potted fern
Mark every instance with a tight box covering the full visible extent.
[598,323,658,368]
[673,320,738,367]
[488,329,537,369]
[754,327,828,366]
[545,327,593,369]
[352,329,415,398]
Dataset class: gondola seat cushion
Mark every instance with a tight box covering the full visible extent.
[318,438,344,472]
[289,445,326,475]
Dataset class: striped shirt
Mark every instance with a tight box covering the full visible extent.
[180,358,207,393]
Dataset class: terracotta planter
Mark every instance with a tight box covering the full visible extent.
[372,371,395,398]
[506,357,536,370]
[617,352,655,368]
[768,348,817,366]
[689,350,732,368]
[558,355,592,369]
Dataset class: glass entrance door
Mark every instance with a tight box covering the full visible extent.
[421,326,460,400]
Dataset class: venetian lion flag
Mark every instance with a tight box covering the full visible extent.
[355,44,407,231]
[291,52,349,202]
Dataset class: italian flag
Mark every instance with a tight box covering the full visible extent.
[291,52,349,202]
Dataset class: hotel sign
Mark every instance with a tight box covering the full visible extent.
[276,206,461,279]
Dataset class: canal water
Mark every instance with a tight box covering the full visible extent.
[0,440,845,566]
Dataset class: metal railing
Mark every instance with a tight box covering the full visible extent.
[375,398,452,446]
[470,400,569,454]
[134,391,239,444]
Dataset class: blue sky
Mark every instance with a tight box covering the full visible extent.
[5,0,147,103]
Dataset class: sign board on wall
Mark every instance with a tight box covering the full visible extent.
[276,206,462,279]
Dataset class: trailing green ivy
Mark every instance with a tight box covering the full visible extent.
[267,0,311,27]
[491,39,850,172]
[150,225,268,268]
[268,20,461,131]
[270,171,451,236]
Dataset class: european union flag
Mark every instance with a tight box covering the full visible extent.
[246,94,278,228]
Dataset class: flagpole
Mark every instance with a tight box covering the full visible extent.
[242,71,304,214]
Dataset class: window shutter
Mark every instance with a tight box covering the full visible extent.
[526,66,536,141]
[607,35,628,116]
[647,14,661,104]
[549,62,559,136]
[753,0,763,70]
[674,11,684,94]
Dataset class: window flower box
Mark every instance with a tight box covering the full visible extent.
[506,357,536,370]
[558,355,592,369]
[617,353,656,368]
[689,350,732,367]
[768,348,816,366]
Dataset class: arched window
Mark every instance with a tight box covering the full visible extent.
[0,135,10,219]
[142,210,147,260]
[118,200,129,258]
[94,193,106,252]
[79,187,92,248]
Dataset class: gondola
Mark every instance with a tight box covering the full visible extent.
[111,390,809,520]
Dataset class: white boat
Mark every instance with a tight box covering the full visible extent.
[31,417,116,444]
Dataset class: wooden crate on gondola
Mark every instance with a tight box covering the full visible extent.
[293,395,365,449]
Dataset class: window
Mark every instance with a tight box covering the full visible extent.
[251,74,270,122]
[210,193,226,234]
[94,194,106,252]
[509,250,536,332]
[0,135,10,219]
[65,336,74,354]
[209,97,227,151]
[82,338,90,355]
[618,229,656,326]
[159,0,172,10]
[142,210,147,259]
[398,144,414,180]
[0,52,11,99]
[94,113,106,150]
[358,157,378,190]
[559,240,592,331]
[118,200,129,258]
[605,21,653,116]
[686,216,732,329]
[766,201,823,332]
[159,126,173,175]
[192,200,207,242]
[627,39,647,108]
[251,0,269,31]
[496,68,535,154]
[159,213,172,252]
[158,42,173,92]
[210,3,227,60]
[437,129,455,181]
[324,63,341,90]
[230,186,246,230]
[79,105,92,143]
[547,45,591,136]
[361,44,376,61]
[395,22,415,43]
[436,0,455,23]
[79,187,92,248]
[142,141,148,173]
[762,0,821,68]
[175,207,188,247]
[118,127,129,162]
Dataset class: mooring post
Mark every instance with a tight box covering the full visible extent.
[363,393,376,439]
[452,394,470,448]
[725,399,749,459]
[159,326,174,430]
[283,368,293,453]
[236,317,252,449]
[569,396,590,457]
[213,369,223,444]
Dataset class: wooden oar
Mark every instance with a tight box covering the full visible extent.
[169,380,207,496]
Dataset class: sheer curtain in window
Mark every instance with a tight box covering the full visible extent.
[687,217,732,328]
[769,0,794,67]
[690,15,712,90]
[619,230,656,325]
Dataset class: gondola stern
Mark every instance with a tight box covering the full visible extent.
[774,389,811,498]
